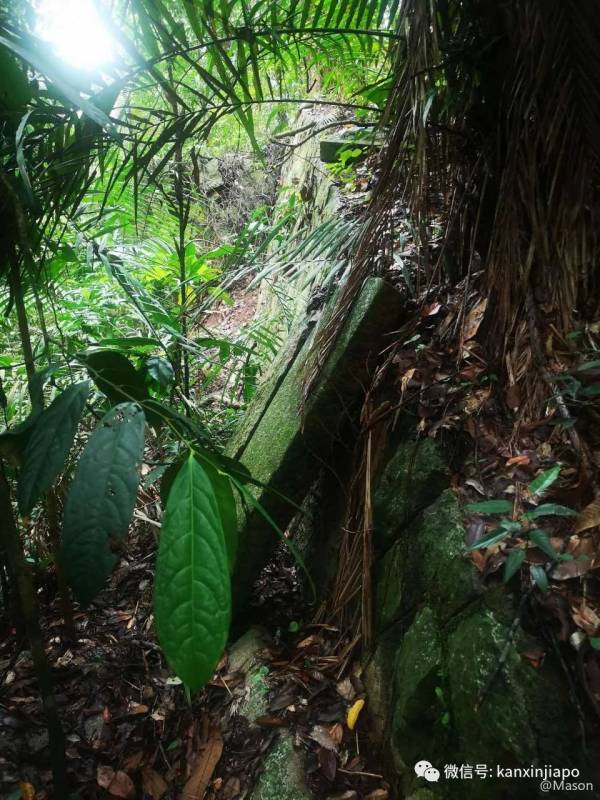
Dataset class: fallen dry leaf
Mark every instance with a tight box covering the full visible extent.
[571,602,600,636]
[506,454,530,467]
[463,387,491,414]
[97,767,135,799]
[19,783,35,800]
[575,499,600,534]
[183,726,223,800]
[142,768,168,799]
[97,766,115,790]
[309,725,338,751]
[462,298,487,340]
[422,301,442,317]
[552,535,595,580]
[122,751,144,771]
[335,677,355,701]
[328,723,344,745]
[296,634,319,650]
[400,367,416,397]
[128,702,149,715]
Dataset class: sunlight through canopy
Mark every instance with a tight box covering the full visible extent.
[36,0,116,68]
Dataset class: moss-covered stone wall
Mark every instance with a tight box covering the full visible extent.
[366,435,600,799]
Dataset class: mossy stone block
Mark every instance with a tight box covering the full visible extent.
[319,138,375,163]
[239,664,270,723]
[375,491,478,630]
[391,607,447,789]
[375,539,404,630]
[374,437,450,552]
[251,733,312,800]
[230,278,403,616]
[364,620,405,742]
[446,609,537,799]
[404,491,478,621]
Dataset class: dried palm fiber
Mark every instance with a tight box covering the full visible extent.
[303,0,600,406]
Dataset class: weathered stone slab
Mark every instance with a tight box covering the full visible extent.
[367,458,600,798]
[250,733,313,800]
[391,607,447,789]
[227,277,403,617]
[374,435,450,552]
[375,490,479,631]
[319,138,376,164]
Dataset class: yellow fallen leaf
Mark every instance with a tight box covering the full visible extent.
[346,698,365,731]
[20,783,35,800]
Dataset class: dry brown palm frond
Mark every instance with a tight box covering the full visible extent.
[304,0,600,409]
[486,0,600,341]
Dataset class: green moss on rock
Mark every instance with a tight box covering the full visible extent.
[375,539,404,630]
[375,491,478,630]
[251,734,312,800]
[447,609,537,800]
[239,664,270,723]
[374,437,449,552]
[391,607,448,788]
[405,491,478,621]
[229,277,403,616]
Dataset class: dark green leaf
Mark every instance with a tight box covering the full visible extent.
[466,528,510,550]
[144,356,175,393]
[83,350,148,406]
[97,337,161,350]
[465,499,513,514]
[62,403,145,605]
[529,529,559,560]
[499,518,523,532]
[161,451,239,572]
[581,384,600,397]
[154,454,231,691]
[18,381,90,515]
[530,564,549,592]
[523,503,577,520]
[196,451,238,571]
[574,360,600,372]
[527,466,560,496]
[503,548,526,582]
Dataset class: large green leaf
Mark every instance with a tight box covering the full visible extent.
[83,350,149,406]
[143,356,175,394]
[62,403,145,605]
[503,548,525,582]
[527,466,560,496]
[196,450,238,571]
[466,528,509,551]
[529,529,559,560]
[523,503,577,521]
[161,452,239,571]
[465,499,513,514]
[17,381,90,515]
[154,454,231,691]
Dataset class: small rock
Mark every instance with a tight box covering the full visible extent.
[250,733,312,800]
[228,627,271,674]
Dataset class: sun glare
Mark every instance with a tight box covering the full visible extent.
[36,0,116,69]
